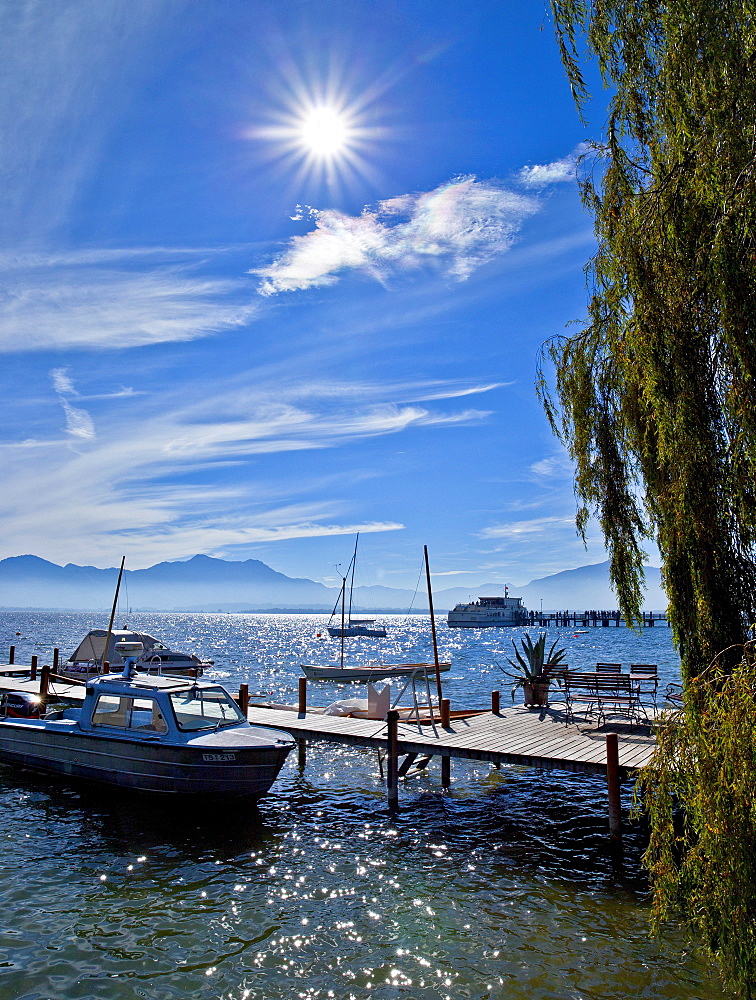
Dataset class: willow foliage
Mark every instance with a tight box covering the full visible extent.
[640,651,756,996]
[542,0,756,678]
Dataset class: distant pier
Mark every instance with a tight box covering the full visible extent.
[527,611,668,628]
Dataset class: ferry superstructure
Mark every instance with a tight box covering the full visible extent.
[447,589,528,628]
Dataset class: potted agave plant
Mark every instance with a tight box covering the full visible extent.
[505,633,567,708]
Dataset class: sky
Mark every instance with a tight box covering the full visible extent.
[0,0,629,594]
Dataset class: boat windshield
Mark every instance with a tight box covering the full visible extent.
[169,686,245,731]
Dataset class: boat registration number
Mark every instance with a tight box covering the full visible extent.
[202,752,237,762]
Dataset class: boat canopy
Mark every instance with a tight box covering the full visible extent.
[67,629,164,666]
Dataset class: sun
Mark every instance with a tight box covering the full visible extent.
[248,77,385,193]
[298,106,351,160]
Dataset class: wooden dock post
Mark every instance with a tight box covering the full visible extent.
[491,690,500,714]
[39,664,50,702]
[8,645,14,665]
[441,755,451,789]
[298,677,307,716]
[387,709,399,807]
[606,733,622,840]
[297,738,307,769]
[30,655,37,681]
[53,648,59,672]
[238,683,249,716]
[440,698,450,728]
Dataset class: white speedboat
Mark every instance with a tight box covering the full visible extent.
[447,590,529,628]
[0,643,293,797]
[60,628,213,679]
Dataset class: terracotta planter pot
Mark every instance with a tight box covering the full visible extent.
[523,680,550,708]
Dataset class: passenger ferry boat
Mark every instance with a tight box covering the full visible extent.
[447,588,529,628]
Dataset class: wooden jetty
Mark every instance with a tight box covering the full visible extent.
[0,654,657,839]
[245,680,657,838]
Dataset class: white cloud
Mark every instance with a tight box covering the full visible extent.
[529,454,574,479]
[479,516,576,539]
[0,258,256,352]
[0,0,176,245]
[254,177,538,295]
[51,367,95,440]
[0,374,492,566]
[51,368,77,396]
[518,143,591,188]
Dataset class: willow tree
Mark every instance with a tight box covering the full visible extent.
[541,0,756,679]
[544,4,756,992]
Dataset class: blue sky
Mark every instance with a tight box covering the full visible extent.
[0,0,625,592]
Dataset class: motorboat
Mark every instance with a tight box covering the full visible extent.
[300,661,451,682]
[0,642,293,797]
[60,628,213,679]
[447,589,529,628]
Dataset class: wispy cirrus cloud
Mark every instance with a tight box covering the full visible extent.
[0,0,176,245]
[0,255,257,353]
[50,367,95,441]
[0,373,496,566]
[479,515,576,540]
[253,177,538,295]
[518,143,591,188]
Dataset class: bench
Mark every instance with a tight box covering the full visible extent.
[563,671,643,726]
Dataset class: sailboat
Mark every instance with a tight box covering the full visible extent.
[326,534,387,638]
[301,545,451,682]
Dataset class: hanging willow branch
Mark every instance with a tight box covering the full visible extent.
[542,0,756,679]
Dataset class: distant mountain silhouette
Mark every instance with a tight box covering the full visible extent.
[0,555,666,612]
[517,561,666,611]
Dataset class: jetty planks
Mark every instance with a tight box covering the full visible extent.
[0,662,658,777]
[245,701,657,776]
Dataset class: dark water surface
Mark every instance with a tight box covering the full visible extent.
[0,612,723,999]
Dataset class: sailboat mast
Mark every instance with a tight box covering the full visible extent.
[424,545,443,703]
[347,533,358,624]
[340,575,346,668]
[101,556,126,672]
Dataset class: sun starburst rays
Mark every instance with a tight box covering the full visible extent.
[248,76,386,195]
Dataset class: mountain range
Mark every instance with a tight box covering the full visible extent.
[0,554,667,612]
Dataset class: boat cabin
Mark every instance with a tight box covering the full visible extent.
[68,674,248,738]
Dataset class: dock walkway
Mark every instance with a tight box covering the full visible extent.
[245,702,656,775]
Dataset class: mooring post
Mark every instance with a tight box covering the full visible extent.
[491,689,500,714]
[440,698,450,728]
[606,732,622,840]
[298,677,307,715]
[238,683,249,716]
[8,645,14,665]
[103,661,110,674]
[387,709,399,807]
[53,648,59,672]
[30,655,37,681]
[39,663,50,696]
[297,739,306,769]
[441,755,451,789]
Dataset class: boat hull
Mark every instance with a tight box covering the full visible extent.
[326,626,387,638]
[0,720,293,797]
[300,661,451,681]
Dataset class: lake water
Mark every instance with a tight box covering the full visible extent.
[0,611,723,1000]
